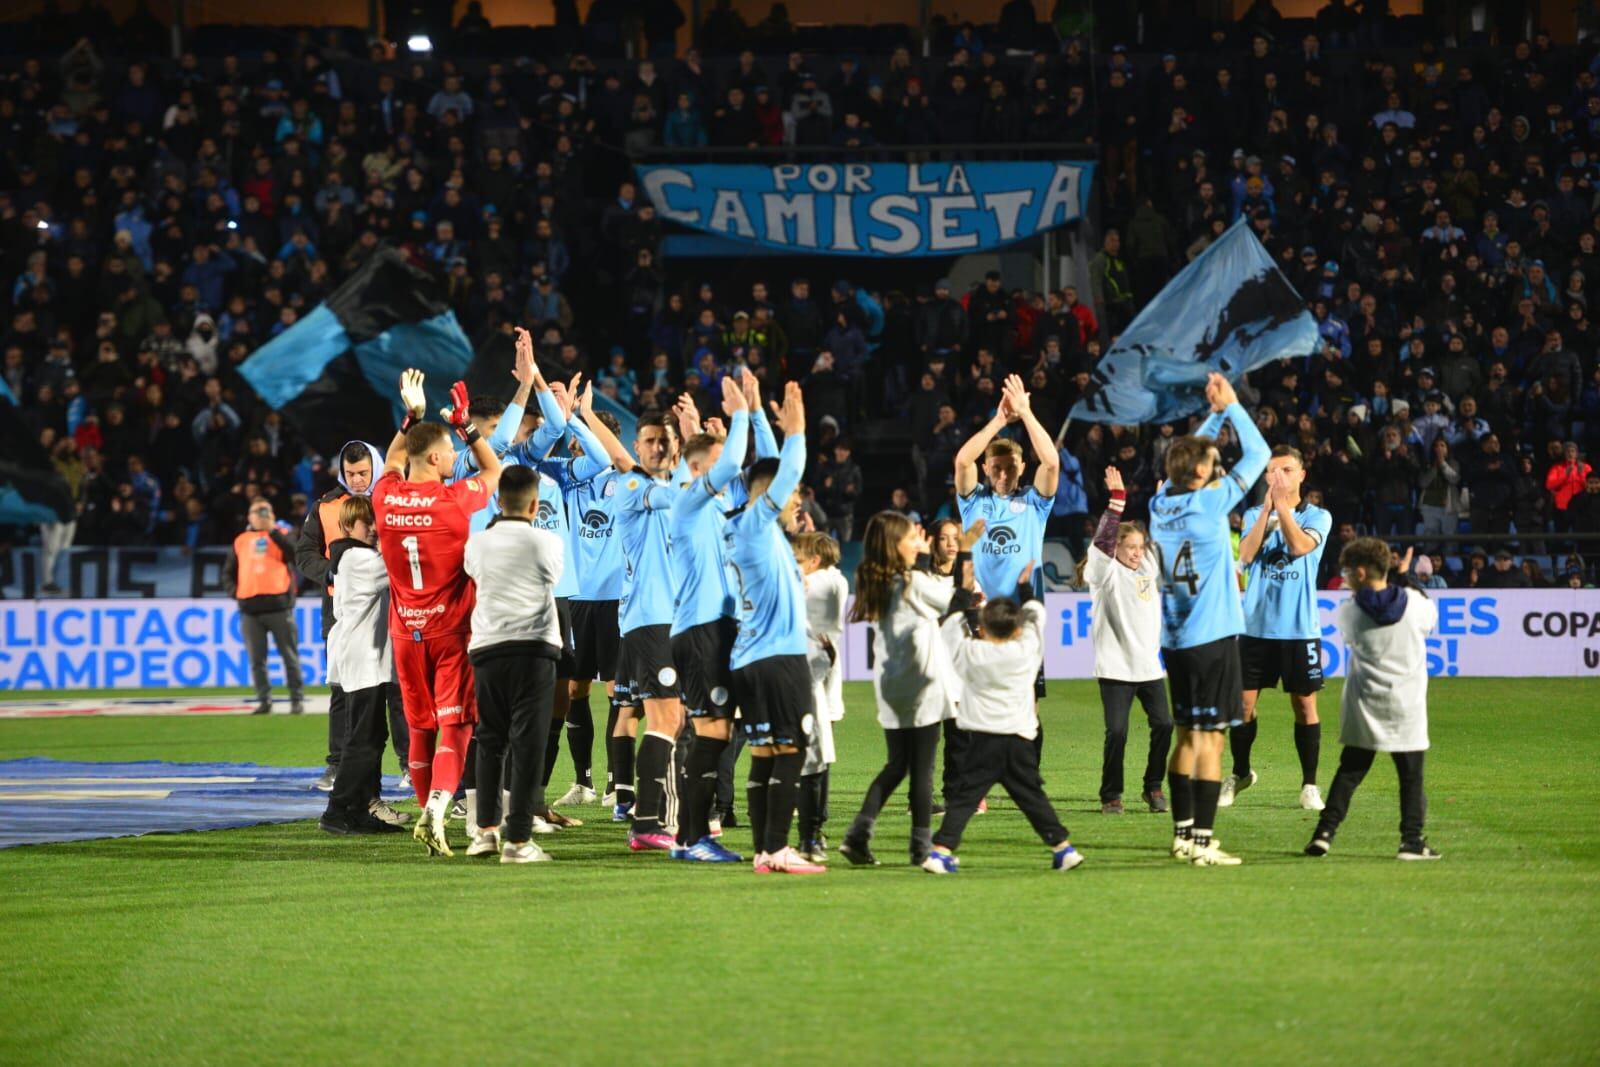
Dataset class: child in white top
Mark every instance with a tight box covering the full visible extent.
[923,564,1083,874]
[320,496,403,837]
[1306,538,1441,861]
[1083,467,1173,815]
[839,511,960,867]
[794,531,846,863]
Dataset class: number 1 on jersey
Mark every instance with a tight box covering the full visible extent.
[401,535,423,590]
[1169,540,1199,596]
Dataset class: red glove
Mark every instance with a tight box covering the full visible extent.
[440,380,478,444]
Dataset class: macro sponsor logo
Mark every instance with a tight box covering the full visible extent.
[536,500,558,525]
[983,525,1023,555]
[578,509,611,539]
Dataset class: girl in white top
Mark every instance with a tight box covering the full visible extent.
[1307,538,1440,860]
[794,531,846,864]
[839,511,962,867]
[1082,467,1173,815]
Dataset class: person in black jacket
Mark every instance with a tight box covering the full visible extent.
[1465,433,1518,536]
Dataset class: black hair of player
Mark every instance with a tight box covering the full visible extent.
[745,457,782,501]
[469,396,506,420]
[339,441,370,469]
[498,464,540,515]
[980,596,1023,640]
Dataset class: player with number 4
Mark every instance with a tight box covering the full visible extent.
[1147,372,1268,866]
[374,368,505,857]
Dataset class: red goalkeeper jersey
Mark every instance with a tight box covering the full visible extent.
[372,469,490,640]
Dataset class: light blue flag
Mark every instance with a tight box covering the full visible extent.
[1071,219,1318,426]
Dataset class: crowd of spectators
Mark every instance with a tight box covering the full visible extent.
[2,2,1599,587]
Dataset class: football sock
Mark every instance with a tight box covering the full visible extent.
[406,730,437,806]
[603,697,621,794]
[430,722,473,798]
[567,695,594,788]
[765,752,804,857]
[747,755,774,855]
[1230,719,1257,778]
[1295,722,1321,786]
[1191,778,1222,842]
[634,731,673,835]
[1167,770,1193,833]
[542,721,563,788]
[425,788,451,819]
[683,735,728,845]
[608,734,635,808]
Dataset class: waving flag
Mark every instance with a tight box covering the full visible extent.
[240,248,473,454]
[1071,220,1318,426]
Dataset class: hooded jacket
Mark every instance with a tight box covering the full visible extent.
[296,439,384,639]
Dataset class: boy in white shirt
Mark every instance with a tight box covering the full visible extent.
[319,496,405,836]
[462,466,567,864]
[1305,538,1442,861]
[794,531,847,864]
[1083,467,1171,815]
[923,567,1084,874]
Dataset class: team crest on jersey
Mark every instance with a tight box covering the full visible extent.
[1135,574,1155,600]
[1008,499,1026,514]
[466,479,481,492]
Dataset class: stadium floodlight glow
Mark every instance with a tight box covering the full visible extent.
[36,219,48,230]
[406,34,433,53]
[227,220,238,229]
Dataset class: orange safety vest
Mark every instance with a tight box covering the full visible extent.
[233,529,293,600]
[318,495,345,595]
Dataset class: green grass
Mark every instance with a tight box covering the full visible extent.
[2,679,1597,1066]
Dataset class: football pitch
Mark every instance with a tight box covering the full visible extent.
[2,679,1597,1066]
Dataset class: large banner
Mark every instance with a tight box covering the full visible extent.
[4,591,1598,692]
[838,589,1600,685]
[637,162,1093,257]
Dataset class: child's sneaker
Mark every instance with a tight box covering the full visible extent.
[1218,771,1256,808]
[1170,835,1195,861]
[1190,838,1243,866]
[1051,843,1084,871]
[921,847,959,875]
[1397,841,1442,861]
[838,838,879,866]
[799,839,827,864]
[1305,831,1333,857]
[1299,784,1326,811]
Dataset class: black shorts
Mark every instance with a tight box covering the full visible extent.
[670,617,737,719]
[1165,636,1244,732]
[1239,635,1325,695]
[554,597,577,680]
[732,655,814,748]
[571,599,621,682]
[619,624,676,703]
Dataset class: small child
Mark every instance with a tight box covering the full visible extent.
[462,466,567,864]
[319,496,403,836]
[1305,538,1441,861]
[794,531,847,863]
[923,567,1084,874]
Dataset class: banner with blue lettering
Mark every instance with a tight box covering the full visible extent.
[637,162,1094,257]
[1071,219,1319,425]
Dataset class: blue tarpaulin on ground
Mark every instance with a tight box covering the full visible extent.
[0,758,334,848]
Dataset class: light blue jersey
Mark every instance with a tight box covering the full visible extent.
[565,418,625,603]
[957,484,1054,598]
[453,389,567,534]
[617,470,677,634]
[726,407,779,509]
[727,432,808,669]
[670,409,749,636]
[1241,500,1332,639]
[1149,402,1269,649]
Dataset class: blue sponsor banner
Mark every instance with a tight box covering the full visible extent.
[0,599,326,691]
[637,162,1094,257]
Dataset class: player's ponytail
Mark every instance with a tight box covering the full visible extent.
[850,510,914,623]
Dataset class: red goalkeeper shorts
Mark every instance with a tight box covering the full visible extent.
[394,633,477,731]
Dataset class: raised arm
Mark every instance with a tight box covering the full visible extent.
[576,389,636,473]
[1211,374,1267,505]
[1091,466,1126,559]
[673,381,750,517]
[1272,489,1324,558]
[758,382,806,517]
[1004,373,1059,498]
[743,369,778,459]
[955,405,1009,497]
[566,393,612,483]
[385,368,427,476]
[1238,497,1273,566]
[442,380,503,498]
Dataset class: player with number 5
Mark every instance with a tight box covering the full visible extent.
[373,368,504,857]
[1147,372,1268,866]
